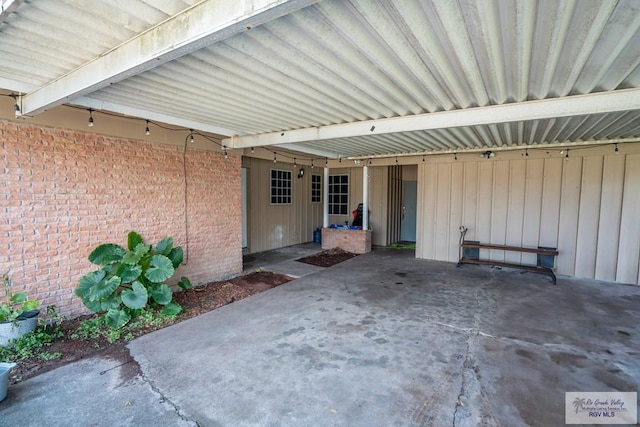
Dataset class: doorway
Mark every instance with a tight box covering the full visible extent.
[401,181,417,242]
[241,167,248,249]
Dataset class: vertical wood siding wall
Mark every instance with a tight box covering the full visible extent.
[244,158,323,253]
[245,162,390,252]
[416,149,640,285]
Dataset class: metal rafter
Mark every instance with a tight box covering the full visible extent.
[20,0,319,116]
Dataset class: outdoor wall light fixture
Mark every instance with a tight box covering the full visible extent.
[480,150,495,159]
[297,167,305,179]
[12,95,20,117]
[87,109,94,127]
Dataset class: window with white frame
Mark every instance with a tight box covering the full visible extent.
[270,169,292,204]
[328,174,349,215]
[311,174,321,203]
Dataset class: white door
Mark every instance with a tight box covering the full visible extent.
[400,181,417,242]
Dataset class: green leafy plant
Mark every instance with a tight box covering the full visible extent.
[0,326,63,362]
[75,231,192,329]
[0,272,39,323]
[71,309,175,344]
[40,304,65,328]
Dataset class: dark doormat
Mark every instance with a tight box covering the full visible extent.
[296,248,358,267]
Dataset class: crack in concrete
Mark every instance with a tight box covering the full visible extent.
[432,321,496,339]
[453,338,472,426]
[137,368,201,427]
[452,286,485,427]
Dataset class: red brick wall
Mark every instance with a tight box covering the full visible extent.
[321,228,372,254]
[1,120,242,317]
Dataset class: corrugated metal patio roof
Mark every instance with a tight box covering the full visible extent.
[1,0,639,160]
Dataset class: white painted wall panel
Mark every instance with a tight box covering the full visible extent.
[574,157,603,279]
[416,147,640,285]
[617,154,640,283]
[435,163,451,261]
[369,166,389,246]
[556,158,582,276]
[539,158,562,251]
[595,156,624,281]
[421,163,438,259]
[505,160,525,264]
[449,162,464,262]
[490,161,510,262]
[522,159,544,266]
[476,162,493,260]
[462,162,479,238]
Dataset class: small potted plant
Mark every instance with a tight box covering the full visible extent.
[0,272,39,347]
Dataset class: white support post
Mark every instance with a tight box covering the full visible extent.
[362,165,369,231]
[323,166,329,228]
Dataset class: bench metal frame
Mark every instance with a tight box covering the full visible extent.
[457,226,559,285]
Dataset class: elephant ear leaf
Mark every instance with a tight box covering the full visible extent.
[105,308,131,329]
[144,255,175,283]
[154,237,173,256]
[94,276,121,301]
[122,243,150,265]
[99,296,121,312]
[76,270,107,299]
[127,231,144,251]
[161,301,182,317]
[121,281,148,309]
[88,244,126,266]
[149,284,172,305]
[177,276,192,290]
[167,247,184,268]
[116,263,142,283]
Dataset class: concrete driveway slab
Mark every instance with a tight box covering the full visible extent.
[2,248,638,426]
[128,249,640,426]
[0,351,195,427]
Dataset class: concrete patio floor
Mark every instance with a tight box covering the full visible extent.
[1,247,638,426]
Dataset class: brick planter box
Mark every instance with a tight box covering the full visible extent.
[321,228,372,254]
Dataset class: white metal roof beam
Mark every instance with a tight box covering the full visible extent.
[20,0,319,116]
[226,88,640,149]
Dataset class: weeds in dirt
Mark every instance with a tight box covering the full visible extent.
[70,309,176,344]
[4,271,293,385]
[0,326,64,362]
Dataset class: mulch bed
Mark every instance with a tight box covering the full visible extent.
[8,250,359,385]
[7,271,292,385]
[296,247,358,267]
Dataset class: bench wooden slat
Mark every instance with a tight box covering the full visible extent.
[460,242,558,256]
[457,227,559,285]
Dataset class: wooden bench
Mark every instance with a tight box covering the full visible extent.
[457,226,559,285]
